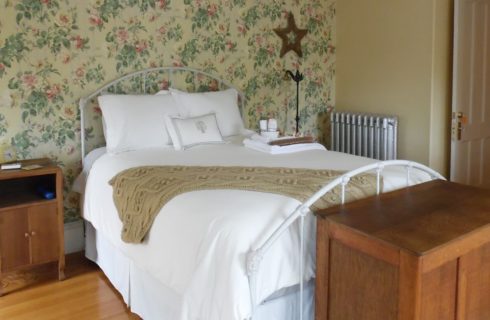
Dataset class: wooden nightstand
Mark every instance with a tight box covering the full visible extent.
[315,180,490,320]
[0,158,65,296]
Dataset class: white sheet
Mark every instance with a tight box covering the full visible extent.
[85,221,315,320]
[82,135,430,320]
[72,147,107,193]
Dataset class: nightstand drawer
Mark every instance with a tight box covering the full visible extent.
[0,202,59,272]
[28,202,59,265]
[0,208,30,272]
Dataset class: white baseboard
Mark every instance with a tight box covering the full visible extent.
[64,220,85,254]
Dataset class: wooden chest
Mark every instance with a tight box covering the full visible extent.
[315,180,490,320]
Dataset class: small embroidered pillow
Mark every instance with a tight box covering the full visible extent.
[165,113,225,150]
[170,88,244,137]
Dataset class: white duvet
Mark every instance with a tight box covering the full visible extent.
[82,136,429,320]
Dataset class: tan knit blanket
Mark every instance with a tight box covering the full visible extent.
[109,166,380,243]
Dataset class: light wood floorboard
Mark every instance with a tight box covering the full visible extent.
[0,253,140,319]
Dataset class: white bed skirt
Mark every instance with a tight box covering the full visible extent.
[84,221,314,320]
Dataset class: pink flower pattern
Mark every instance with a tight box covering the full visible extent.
[46,84,60,100]
[22,74,37,89]
[0,1,335,222]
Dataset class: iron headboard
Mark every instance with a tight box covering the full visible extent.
[79,66,245,164]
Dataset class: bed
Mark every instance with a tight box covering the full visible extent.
[76,67,444,320]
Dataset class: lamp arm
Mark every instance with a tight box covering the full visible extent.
[285,70,304,83]
[284,69,304,135]
[295,80,300,134]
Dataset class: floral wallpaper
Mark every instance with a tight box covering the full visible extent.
[0,0,336,222]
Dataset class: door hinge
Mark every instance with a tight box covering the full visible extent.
[452,112,467,141]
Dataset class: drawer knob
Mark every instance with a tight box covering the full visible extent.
[31,231,36,236]
[24,233,29,238]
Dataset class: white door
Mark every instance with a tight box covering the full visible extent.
[451,0,490,188]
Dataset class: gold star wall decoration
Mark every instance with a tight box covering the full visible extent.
[274,12,308,58]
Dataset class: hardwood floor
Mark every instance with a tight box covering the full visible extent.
[0,252,140,319]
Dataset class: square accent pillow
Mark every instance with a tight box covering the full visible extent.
[98,94,180,154]
[165,113,225,150]
[170,88,244,137]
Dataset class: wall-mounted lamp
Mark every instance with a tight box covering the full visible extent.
[285,69,304,135]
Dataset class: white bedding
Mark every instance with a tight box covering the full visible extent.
[82,135,429,320]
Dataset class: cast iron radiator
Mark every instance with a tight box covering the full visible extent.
[330,111,398,160]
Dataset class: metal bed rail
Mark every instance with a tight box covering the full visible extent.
[247,160,445,320]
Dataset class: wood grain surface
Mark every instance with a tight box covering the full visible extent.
[0,253,139,320]
[315,180,490,320]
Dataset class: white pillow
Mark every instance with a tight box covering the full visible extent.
[98,94,180,153]
[165,113,225,150]
[170,88,244,137]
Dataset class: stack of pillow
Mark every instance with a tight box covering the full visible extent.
[98,88,244,153]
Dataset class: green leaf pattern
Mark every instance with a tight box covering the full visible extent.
[0,0,335,222]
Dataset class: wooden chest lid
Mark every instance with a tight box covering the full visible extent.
[315,180,490,255]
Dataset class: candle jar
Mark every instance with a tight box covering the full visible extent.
[267,118,278,132]
[259,119,268,132]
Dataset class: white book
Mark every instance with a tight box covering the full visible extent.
[1,162,21,170]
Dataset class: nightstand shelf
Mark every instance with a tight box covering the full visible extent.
[0,194,57,209]
[0,158,65,296]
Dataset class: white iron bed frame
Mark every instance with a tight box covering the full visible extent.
[79,67,446,320]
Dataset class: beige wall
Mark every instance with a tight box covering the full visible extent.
[336,0,452,175]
